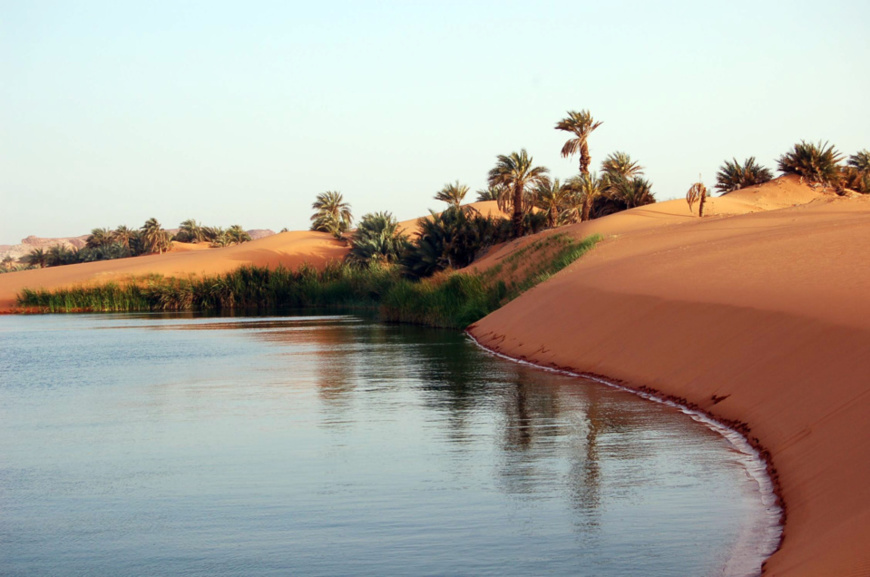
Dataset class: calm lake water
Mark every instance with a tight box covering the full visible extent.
[1,314,774,576]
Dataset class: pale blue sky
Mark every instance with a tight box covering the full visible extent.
[1,0,868,244]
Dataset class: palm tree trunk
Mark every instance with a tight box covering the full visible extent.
[580,141,591,175]
[512,183,524,237]
[581,195,592,222]
[698,189,706,217]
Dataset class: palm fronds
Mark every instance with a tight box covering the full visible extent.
[715,157,773,194]
[777,140,844,187]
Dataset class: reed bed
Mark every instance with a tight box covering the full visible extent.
[17,235,600,328]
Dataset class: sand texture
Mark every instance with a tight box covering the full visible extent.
[469,177,870,575]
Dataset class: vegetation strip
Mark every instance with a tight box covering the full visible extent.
[17,234,600,329]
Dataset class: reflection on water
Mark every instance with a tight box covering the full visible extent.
[0,314,769,576]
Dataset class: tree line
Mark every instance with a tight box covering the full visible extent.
[9,218,252,271]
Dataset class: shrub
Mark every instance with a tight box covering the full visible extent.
[777,140,844,187]
[715,157,773,194]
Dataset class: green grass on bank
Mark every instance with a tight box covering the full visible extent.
[17,234,601,328]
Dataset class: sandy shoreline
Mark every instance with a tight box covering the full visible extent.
[468,180,870,575]
[466,330,783,574]
[2,179,869,574]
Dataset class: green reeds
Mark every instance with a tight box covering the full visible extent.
[17,234,600,328]
[380,234,601,328]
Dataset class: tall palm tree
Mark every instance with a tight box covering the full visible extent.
[310,191,353,239]
[534,178,571,228]
[555,110,602,174]
[567,173,606,222]
[140,218,171,254]
[435,181,470,208]
[487,149,549,237]
[601,151,644,180]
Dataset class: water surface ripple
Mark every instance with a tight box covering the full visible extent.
[1,314,773,576]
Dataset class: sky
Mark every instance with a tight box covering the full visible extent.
[1,0,868,245]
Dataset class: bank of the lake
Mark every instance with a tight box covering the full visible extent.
[468,194,870,576]
[0,314,773,576]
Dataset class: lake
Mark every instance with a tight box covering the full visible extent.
[0,314,778,576]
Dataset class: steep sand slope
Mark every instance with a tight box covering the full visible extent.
[0,231,349,310]
[469,179,870,575]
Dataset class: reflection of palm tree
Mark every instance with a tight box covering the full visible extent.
[569,385,603,525]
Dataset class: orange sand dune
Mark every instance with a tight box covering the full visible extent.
[469,177,870,575]
[5,176,869,573]
[0,231,348,310]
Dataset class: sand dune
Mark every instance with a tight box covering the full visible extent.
[0,230,349,310]
[4,176,869,574]
[469,177,870,575]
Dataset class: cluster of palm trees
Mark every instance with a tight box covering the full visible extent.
[18,217,253,270]
[482,111,654,238]
[308,108,658,276]
[175,219,251,247]
[690,142,870,216]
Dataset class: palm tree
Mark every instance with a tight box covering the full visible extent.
[686,180,708,217]
[777,140,844,187]
[177,219,205,243]
[715,157,773,194]
[348,211,408,266]
[567,173,606,222]
[310,191,353,239]
[46,244,76,267]
[21,247,48,268]
[225,225,251,245]
[848,150,870,173]
[844,150,870,193]
[601,152,644,180]
[487,149,549,237]
[534,178,571,228]
[112,225,135,249]
[611,177,656,209]
[140,218,171,254]
[555,110,602,174]
[435,181,470,208]
[475,185,503,202]
[86,227,114,249]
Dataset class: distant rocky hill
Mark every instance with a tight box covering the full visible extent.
[1,235,89,262]
[1,229,276,263]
